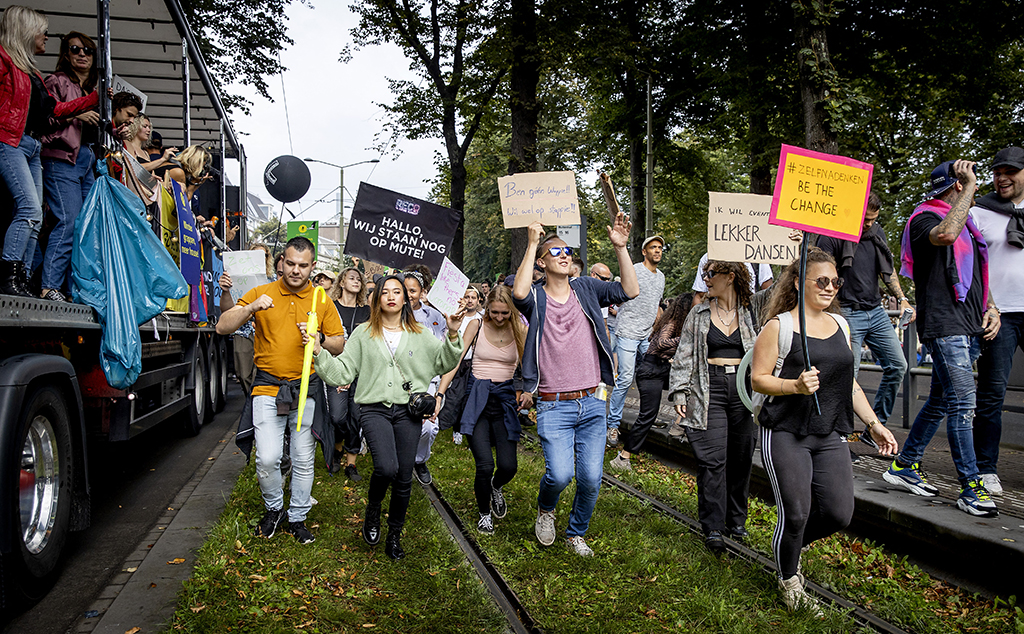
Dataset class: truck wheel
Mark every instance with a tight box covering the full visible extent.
[8,385,73,602]
[205,338,221,421]
[215,338,228,413]
[184,348,207,436]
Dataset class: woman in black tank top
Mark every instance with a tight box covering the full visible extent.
[750,248,898,613]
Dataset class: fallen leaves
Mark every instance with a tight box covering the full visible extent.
[190,605,206,613]
[125,628,141,634]
[167,558,186,565]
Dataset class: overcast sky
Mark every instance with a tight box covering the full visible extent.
[226,2,439,226]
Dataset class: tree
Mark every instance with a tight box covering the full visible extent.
[182,0,310,114]
[345,0,508,269]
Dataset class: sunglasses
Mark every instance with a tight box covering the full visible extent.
[813,276,844,290]
[69,45,95,56]
[595,274,611,281]
[546,246,573,258]
[701,269,724,280]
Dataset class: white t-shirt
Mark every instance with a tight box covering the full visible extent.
[691,253,774,294]
[459,312,482,359]
[972,201,1024,313]
[383,328,402,354]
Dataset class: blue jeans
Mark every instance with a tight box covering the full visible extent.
[843,305,908,423]
[974,312,1024,475]
[608,335,649,429]
[252,395,316,522]
[898,336,980,486]
[0,135,43,265]
[536,395,607,537]
[41,147,95,291]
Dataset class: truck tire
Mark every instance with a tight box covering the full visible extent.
[215,337,228,413]
[205,337,221,421]
[184,348,207,437]
[7,385,73,603]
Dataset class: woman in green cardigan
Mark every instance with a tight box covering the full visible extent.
[313,274,465,559]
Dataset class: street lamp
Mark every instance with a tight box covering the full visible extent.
[303,158,379,263]
[303,158,380,217]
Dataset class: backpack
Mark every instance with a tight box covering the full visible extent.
[741,311,850,423]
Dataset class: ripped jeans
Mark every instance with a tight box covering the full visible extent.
[253,395,316,522]
[897,335,981,486]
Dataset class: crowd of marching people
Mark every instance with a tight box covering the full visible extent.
[0,5,233,304]
[4,4,1024,615]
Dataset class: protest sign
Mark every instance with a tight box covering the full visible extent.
[112,75,147,111]
[497,171,580,228]
[345,183,460,272]
[287,220,319,253]
[169,180,202,284]
[707,192,799,265]
[769,144,873,242]
[557,224,581,248]
[223,250,269,303]
[426,257,469,316]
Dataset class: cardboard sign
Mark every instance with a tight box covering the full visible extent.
[497,171,580,228]
[708,192,800,265]
[223,250,269,303]
[345,182,460,272]
[287,220,319,253]
[169,179,202,284]
[112,75,148,111]
[769,144,873,242]
[426,257,469,316]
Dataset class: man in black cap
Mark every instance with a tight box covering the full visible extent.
[885,159,1001,518]
[970,146,1024,495]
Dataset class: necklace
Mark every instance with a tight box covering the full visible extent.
[383,324,403,332]
[713,298,736,327]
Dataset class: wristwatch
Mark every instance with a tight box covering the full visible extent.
[319,332,326,345]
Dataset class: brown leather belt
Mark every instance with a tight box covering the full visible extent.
[538,387,597,401]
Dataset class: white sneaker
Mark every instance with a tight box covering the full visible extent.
[566,535,594,557]
[778,575,823,617]
[606,427,620,448]
[535,509,556,546]
[981,473,1004,495]
[359,438,368,455]
[453,432,464,445]
[609,453,632,472]
[477,513,494,534]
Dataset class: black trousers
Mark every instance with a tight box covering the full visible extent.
[361,404,421,534]
[467,394,519,514]
[761,428,854,579]
[327,379,361,454]
[685,366,755,536]
[622,377,666,454]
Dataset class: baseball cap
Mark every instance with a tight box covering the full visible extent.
[642,235,665,250]
[992,146,1024,171]
[925,161,958,199]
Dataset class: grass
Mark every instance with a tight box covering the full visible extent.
[168,425,1024,633]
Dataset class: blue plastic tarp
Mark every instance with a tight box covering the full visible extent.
[72,165,188,389]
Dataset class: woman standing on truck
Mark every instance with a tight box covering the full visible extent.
[38,31,100,302]
[751,249,898,614]
[326,267,370,480]
[313,274,465,560]
[0,6,99,297]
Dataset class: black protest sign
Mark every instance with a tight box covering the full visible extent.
[344,183,460,273]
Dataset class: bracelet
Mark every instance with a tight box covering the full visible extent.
[447,332,459,342]
[866,419,881,429]
[987,305,1000,315]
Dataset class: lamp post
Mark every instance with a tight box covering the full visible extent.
[303,158,379,264]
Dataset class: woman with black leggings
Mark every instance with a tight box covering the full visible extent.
[443,285,531,534]
[313,274,465,560]
[751,248,898,614]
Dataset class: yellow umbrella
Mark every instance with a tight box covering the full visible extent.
[297,285,328,431]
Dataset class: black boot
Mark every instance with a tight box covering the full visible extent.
[0,261,32,297]
[385,531,405,560]
[362,504,381,546]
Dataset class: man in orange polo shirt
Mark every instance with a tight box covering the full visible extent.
[217,237,345,543]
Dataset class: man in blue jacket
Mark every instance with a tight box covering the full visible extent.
[512,213,639,556]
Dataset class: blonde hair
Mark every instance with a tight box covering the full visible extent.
[126,113,151,143]
[329,267,367,306]
[175,145,211,178]
[483,285,526,361]
[0,6,47,75]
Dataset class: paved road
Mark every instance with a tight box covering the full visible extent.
[3,386,244,634]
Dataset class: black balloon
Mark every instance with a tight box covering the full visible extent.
[264,155,311,203]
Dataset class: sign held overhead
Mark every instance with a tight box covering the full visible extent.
[497,171,580,228]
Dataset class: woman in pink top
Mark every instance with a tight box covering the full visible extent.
[441,285,532,534]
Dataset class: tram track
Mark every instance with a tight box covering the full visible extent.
[420,429,913,634]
